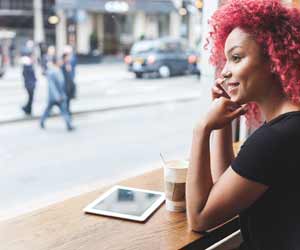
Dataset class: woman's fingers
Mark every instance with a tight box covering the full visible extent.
[212,78,223,94]
[222,98,247,116]
[215,78,224,85]
[229,105,248,119]
[212,86,223,95]
[203,98,247,130]
[212,78,230,99]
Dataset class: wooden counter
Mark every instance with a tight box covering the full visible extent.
[0,168,239,250]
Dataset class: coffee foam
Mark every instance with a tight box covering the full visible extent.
[164,160,188,183]
[165,160,189,169]
[164,168,187,183]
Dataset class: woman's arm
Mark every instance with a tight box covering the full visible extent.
[186,98,267,232]
[209,80,235,183]
[186,123,213,230]
[210,125,234,183]
[187,98,242,230]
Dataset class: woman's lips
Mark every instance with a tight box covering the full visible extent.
[227,82,240,93]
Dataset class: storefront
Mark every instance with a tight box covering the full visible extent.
[55,0,176,55]
[0,0,56,58]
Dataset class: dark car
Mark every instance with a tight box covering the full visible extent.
[124,38,200,78]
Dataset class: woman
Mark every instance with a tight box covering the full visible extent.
[186,1,300,249]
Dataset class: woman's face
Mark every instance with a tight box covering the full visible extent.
[221,28,274,104]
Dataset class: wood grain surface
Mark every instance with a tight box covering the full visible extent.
[0,168,203,250]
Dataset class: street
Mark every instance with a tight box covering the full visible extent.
[0,62,202,123]
[0,62,210,221]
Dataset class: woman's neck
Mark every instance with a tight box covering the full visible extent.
[258,88,300,122]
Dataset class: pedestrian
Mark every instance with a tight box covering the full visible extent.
[63,45,77,83]
[61,53,76,114]
[186,1,300,250]
[39,42,48,74]
[40,56,74,131]
[9,38,16,67]
[41,45,56,75]
[21,41,37,116]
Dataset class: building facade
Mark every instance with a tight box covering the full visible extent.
[0,0,203,57]
[55,0,203,56]
[55,0,180,56]
[0,0,55,48]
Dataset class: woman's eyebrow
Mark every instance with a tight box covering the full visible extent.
[226,45,242,56]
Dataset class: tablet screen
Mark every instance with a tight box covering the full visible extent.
[92,187,162,216]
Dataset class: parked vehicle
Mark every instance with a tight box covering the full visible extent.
[124,38,200,78]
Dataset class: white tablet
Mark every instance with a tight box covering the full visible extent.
[83,185,165,222]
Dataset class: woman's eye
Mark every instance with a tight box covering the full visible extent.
[232,55,241,62]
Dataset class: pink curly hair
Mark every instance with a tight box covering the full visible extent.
[207,0,300,126]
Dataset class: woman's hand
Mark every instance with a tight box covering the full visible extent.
[201,97,247,131]
[212,78,229,100]
[196,78,246,131]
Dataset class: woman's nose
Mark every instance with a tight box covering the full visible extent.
[221,70,232,79]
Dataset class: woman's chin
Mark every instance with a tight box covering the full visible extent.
[231,95,245,105]
[229,89,244,103]
[230,94,238,102]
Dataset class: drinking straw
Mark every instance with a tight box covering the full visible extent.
[160,152,167,167]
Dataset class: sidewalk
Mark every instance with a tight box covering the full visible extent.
[0,62,202,125]
[0,93,201,125]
